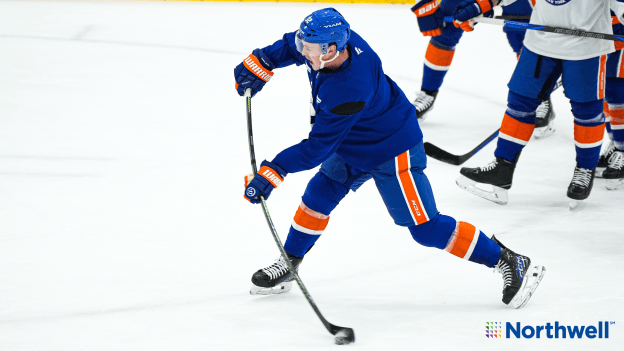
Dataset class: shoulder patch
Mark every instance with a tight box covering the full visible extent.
[329,101,366,115]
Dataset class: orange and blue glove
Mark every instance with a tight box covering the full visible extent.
[412,0,444,37]
[453,0,495,32]
[234,49,275,98]
[244,160,287,204]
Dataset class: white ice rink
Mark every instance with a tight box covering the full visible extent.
[1,1,623,350]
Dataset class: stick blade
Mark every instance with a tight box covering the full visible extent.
[424,142,463,165]
[332,327,355,345]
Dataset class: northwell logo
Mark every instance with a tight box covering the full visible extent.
[487,322,614,339]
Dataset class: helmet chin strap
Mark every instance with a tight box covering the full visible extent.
[319,51,340,69]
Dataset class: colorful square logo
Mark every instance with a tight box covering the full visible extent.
[486,322,502,338]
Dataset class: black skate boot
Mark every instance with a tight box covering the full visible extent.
[492,236,545,309]
[533,98,556,139]
[567,164,595,209]
[456,157,518,205]
[250,253,303,295]
[602,150,624,190]
[596,140,616,178]
[412,89,438,121]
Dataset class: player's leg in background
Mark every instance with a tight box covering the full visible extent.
[371,141,544,307]
[413,0,464,121]
[250,154,371,294]
[561,55,607,202]
[598,48,624,186]
[456,48,560,204]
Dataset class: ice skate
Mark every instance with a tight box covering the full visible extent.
[250,253,303,296]
[567,164,595,210]
[492,236,545,309]
[412,90,437,121]
[456,157,517,205]
[533,98,556,139]
[596,140,617,178]
[603,150,624,190]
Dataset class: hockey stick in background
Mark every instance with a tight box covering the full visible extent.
[443,16,624,42]
[424,79,562,165]
[244,89,355,345]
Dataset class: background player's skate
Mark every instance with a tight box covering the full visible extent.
[456,157,518,205]
[567,164,596,210]
[602,151,624,190]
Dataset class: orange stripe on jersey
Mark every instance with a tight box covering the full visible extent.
[500,113,535,142]
[424,42,455,68]
[574,124,605,147]
[613,15,622,26]
[610,105,624,125]
[292,202,329,234]
[396,151,428,225]
[445,222,478,259]
[598,55,607,99]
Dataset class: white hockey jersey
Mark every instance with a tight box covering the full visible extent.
[512,0,624,60]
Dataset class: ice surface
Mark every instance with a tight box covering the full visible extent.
[0,1,622,350]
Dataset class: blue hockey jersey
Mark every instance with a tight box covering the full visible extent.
[259,30,422,174]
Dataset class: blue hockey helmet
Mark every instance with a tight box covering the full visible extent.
[296,8,351,55]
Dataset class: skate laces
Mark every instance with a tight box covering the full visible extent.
[536,100,550,119]
[571,167,593,187]
[412,91,434,111]
[609,151,624,170]
[480,159,498,172]
[494,259,513,288]
[262,257,290,280]
[602,141,616,162]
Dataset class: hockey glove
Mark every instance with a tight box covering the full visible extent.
[244,160,287,204]
[453,0,495,32]
[234,49,275,98]
[412,0,444,37]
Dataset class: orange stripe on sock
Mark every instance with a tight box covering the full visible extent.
[425,42,455,68]
[293,202,329,232]
[500,114,535,142]
[610,106,624,125]
[446,222,477,259]
[397,152,428,225]
[604,101,611,120]
[574,123,605,145]
[599,55,607,99]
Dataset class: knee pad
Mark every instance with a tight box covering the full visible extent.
[507,91,541,122]
[408,214,456,249]
[301,172,349,216]
[570,99,604,126]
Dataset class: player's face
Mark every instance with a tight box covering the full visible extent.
[301,42,323,70]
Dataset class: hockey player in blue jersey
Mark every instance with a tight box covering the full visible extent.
[453,0,624,208]
[597,12,624,190]
[411,0,555,138]
[234,8,545,308]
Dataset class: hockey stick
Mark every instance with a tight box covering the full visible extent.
[424,80,563,165]
[244,88,355,345]
[459,16,624,42]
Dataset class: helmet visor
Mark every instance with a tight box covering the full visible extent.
[295,29,304,54]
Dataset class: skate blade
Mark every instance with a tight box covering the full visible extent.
[606,178,624,190]
[250,281,292,296]
[511,265,546,309]
[569,199,585,210]
[595,167,606,178]
[533,126,555,139]
[456,175,508,205]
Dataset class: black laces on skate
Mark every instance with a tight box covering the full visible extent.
[262,257,290,280]
[412,91,434,112]
[571,167,593,187]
